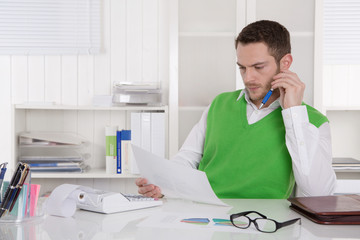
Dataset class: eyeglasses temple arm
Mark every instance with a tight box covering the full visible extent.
[277,218,301,229]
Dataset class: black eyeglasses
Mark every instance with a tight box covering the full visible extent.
[230,211,301,233]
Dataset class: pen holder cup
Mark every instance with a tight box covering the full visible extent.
[0,169,44,223]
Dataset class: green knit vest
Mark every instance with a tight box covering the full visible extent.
[198,90,328,199]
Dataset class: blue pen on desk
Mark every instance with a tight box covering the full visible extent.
[259,89,273,110]
[0,162,8,190]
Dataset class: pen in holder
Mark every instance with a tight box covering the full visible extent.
[0,162,43,223]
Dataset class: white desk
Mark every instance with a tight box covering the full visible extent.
[1,198,359,240]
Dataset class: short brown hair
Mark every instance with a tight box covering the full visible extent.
[235,20,291,63]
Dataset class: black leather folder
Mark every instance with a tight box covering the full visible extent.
[288,194,360,225]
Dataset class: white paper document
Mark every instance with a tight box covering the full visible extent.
[46,184,81,217]
[131,145,228,206]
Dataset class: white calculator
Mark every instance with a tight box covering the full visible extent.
[76,189,162,214]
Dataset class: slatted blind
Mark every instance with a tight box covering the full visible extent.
[323,0,360,64]
[0,0,100,55]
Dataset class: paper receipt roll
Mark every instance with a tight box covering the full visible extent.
[46,184,82,218]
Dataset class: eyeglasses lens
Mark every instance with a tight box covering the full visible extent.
[232,216,250,228]
[255,218,276,232]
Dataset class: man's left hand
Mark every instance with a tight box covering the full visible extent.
[271,70,305,109]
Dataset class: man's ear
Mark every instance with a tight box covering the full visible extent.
[279,54,293,71]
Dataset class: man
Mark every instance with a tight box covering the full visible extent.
[136,20,336,199]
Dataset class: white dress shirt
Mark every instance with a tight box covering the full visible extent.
[172,90,336,197]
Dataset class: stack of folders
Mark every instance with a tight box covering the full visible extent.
[105,112,165,175]
[332,158,360,171]
[0,162,41,219]
[18,132,90,173]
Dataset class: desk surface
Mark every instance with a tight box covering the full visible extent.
[1,198,359,240]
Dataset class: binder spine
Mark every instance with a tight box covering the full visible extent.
[120,130,131,174]
[116,130,122,174]
[105,126,117,174]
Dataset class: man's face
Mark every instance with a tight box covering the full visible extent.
[236,42,280,106]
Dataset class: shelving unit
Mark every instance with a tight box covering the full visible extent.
[0,0,179,195]
[12,104,169,179]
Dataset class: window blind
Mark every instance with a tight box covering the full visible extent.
[0,0,100,55]
[323,0,360,64]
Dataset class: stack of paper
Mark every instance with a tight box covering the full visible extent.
[18,132,90,173]
[112,82,162,105]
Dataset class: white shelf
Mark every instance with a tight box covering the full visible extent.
[179,31,313,38]
[333,169,360,173]
[324,106,360,111]
[15,104,168,111]
[31,168,140,179]
[179,31,314,38]
[179,31,235,37]
[179,106,207,111]
[290,31,314,37]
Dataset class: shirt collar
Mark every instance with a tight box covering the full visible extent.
[237,89,281,110]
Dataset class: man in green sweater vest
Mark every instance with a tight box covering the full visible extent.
[136,20,336,199]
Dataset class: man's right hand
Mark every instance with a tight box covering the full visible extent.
[135,178,163,198]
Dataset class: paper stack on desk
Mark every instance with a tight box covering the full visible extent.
[18,132,90,173]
